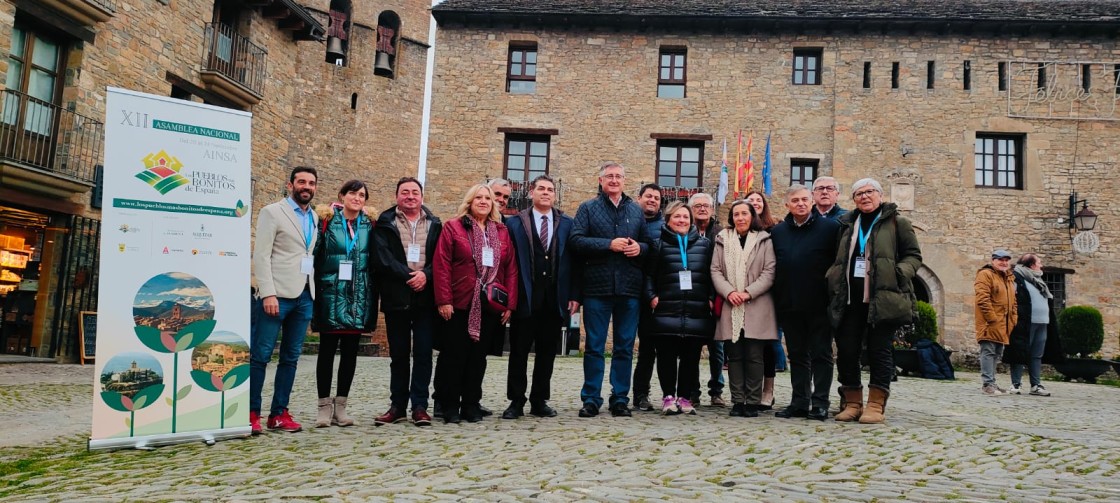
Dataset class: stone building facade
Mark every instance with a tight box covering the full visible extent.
[428,0,1120,355]
[0,0,429,359]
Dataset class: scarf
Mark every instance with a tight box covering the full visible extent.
[722,228,759,343]
[1014,264,1052,299]
[468,218,501,341]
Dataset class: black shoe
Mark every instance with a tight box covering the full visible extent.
[479,405,493,417]
[578,403,599,418]
[609,403,632,417]
[807,407,828,421]
[634,394,654,411]
[729,403,746,417]
[529,403,557,417]
[742,405,760,418]
[759,398,774,411]
[433,402,443,419]
[501,404,524,420]
[775,406,809,419]
[443,412,461,424]
[462,406,484,423]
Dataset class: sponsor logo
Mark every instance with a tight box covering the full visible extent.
[118,243,126,252]
[162,246,170,254]
[118,224,140,233]
[193,224,213,240]
[136,150,189,195]
[218,251,239,257]
[191,249,199,255]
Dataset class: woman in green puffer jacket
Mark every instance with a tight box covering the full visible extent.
[312,179,378,428]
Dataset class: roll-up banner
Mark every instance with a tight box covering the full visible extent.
[91,88,252,450]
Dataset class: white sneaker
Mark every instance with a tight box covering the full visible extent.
[1030,385,1051,396]
[1008,385,1022,395]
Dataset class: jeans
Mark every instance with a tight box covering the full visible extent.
[250,289,313,416]
[1010,324,1047,388]
[835,302,897,390]
[773,330,788,371]
[385,308,434,411]
[781,312,834,409]
[581,295,639,409]
[979,340,1006,387]
[705,340,725,397]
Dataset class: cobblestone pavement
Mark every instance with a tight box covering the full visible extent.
[2,357,1119,502]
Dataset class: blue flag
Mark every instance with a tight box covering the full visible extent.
[762,133,773,196]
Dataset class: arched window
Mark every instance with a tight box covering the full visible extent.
[325,0,352,66]
[374,11,401,78]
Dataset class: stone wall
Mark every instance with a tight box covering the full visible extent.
[428,24,1120,355]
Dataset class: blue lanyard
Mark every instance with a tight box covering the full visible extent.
[676,233,688,270]
[343,213,361,257]
[857,214,880,256]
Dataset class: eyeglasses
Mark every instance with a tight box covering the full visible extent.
[813,186,838,193]
[601,174,624,180]
[853,189,879,199]
[994,257,1012,261]
[691,204,712,209]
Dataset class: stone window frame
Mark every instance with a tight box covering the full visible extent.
[974,133,1025,190]
[506,42,537,94]
[655,139,704,189]
[790,158,818,187]
[502,133,550,183]
[657,46,687,98]
[792,48,822,86]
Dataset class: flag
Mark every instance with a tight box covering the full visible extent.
[741,132,754,194]
[717,139,729,203]
[762,132,773,196]
[735,130,744,194]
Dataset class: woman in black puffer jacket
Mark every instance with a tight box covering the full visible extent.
[644,201,715,416]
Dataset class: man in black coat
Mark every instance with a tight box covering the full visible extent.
[371,177,442,427]
[632,183,662,411]
[571,162,649,418]
[770,184,840,421]
[502,175,582,419]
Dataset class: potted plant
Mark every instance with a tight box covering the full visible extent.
[1053,305,1111,383]
[892,301,940,377]
[1111,328,1120,378]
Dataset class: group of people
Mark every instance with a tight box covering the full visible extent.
[974,250,1060,397]
[247,162,925,434]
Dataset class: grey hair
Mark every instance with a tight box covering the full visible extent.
[812,176,840,192]
[785,183,812,202]
[487,178,511,189]
[598,162,625,177]
[688,192,714,206]
[850,178,883,197]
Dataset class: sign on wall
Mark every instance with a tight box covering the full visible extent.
[91,88,252,450]
[1007,60,1120,121]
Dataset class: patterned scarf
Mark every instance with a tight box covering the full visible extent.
[1014,264,1052,299]
[721,229,759,343]
[468,218,501,341]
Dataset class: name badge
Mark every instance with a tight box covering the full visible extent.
[569,313,580,329]
[853,257,868,278]
[679,270,693,290]
[338,260,353,281]
[301,256,314,275]
[482,246,495,267]
[407,244,421,263]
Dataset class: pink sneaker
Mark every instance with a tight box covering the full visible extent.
[677,397,695,415]
[249,411,262,435]
[661,395,679,415]
[266,410,302,432]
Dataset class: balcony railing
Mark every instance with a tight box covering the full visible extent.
[202,22,267,103]
[0,88,103,185]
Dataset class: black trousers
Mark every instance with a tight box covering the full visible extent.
[835,301,897,389]
[506,309,562,406]
[632,309,657,398]
[316,332,360,398]
[654,336,704,398]
[781,312,834,409]
[435,309,498,414]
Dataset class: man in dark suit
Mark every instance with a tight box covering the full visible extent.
[502,175,581,419]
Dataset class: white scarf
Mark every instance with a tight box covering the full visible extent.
[722,229,759,343]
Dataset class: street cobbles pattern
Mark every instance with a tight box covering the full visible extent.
[2,358,1119,502]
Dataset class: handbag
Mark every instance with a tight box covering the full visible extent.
[713,295,724,317]
[483,282,510,314]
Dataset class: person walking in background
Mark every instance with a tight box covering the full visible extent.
[975,249,1018,396]
[433,184,518,424]
[570,162,648,418]
[770,184,840,421]
[645,202,715,415]
[312,180,376,428]
[632,183,663,412]
[249,166,319,434]
[688,193,726,408]
[711,200,776,418]
[503,175,581,419]
[372,177,442,427]
[827,178,922,424]
[745,190,782,408]
[1005,253,1057,397]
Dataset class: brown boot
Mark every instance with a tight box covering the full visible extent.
[332,396,355,426]
[859,385,890,424]
[315,397,333,428]
[834,386,863,422]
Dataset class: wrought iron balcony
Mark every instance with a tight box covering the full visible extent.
[39,0,115,26]
[201,23,267,108]
[0,88,104,196]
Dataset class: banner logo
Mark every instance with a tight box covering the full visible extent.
[137,150,190,195]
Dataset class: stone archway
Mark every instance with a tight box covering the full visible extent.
[913,265,945,339]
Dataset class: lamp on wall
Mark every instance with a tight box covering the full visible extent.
[1069,191,1098,232]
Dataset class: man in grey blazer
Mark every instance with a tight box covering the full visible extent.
[249,166,318,434]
